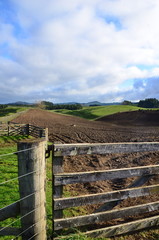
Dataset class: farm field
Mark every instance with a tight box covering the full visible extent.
[2,108,159,239]
[0,106,31,123]
[52,105,146,120]
[13,108,159,144]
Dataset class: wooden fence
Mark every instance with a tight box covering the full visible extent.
[0,122,48,139]
[52,142,159,239]
[0,139,47,239]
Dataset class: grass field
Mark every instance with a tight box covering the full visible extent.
[52,105,145,120]
[0,140,21,239]
[0,106,31,123]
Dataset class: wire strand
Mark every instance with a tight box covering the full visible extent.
[0,146,41,158]
[0,209,35,233]
[11,217,44,240]
[27,228,45,240]
[0,187,44,212]
[27,232,38,240]
[0,170,38,185]
[11,224,34,240]
[0,204,43,234]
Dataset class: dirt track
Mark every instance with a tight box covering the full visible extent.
[13,108,159,235]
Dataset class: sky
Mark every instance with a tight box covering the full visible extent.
[0,0,159,104]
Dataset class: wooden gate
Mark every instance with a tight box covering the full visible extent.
[52,142,159,239]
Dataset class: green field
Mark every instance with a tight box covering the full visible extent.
[0,141,21,239]
[0,106,31,123]
[52,105,145,120]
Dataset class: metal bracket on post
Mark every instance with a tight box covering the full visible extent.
[45,144,53,158]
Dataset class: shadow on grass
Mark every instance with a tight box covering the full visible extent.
[63,109,98,120]
[0,136,29,145]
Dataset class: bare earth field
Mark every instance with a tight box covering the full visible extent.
[13,108,159,144]
[13,109,159,238]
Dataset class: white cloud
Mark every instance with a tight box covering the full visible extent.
[0,0,159,103]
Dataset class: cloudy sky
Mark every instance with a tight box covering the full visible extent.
[0,0,159,103]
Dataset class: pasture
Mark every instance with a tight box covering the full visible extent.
[0,106,30,123]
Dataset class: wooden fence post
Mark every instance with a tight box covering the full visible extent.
[52,144,63,235]
[45,128,48,141]
[39,129,43,138]
[7,121,10,136]
[24,124,29,136]
[17,139,47,240]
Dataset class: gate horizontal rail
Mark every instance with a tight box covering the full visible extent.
[52,142,159,239]
[54,164,159,185]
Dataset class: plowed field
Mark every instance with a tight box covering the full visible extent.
[13,109,159,143]
[13,108,159,238]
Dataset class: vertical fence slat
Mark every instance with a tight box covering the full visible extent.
[18,139,46,240]
[53,144,64,235]
[25,124,30,136]
[45,128,48,141]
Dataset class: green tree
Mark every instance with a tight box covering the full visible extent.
[53,103,82,110]
[0,104,7,109]
[138,98,159,108]
[122,100,132,105]
[38,101,54,110]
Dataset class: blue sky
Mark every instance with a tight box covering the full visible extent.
[0,0,159,103]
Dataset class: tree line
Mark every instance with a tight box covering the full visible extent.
[38,101,83,110]
[0,104,7,109]
[122,98,159,108]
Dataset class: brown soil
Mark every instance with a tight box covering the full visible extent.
[13,109,159,237]
[97,110,159,126]
[13,109,159,144]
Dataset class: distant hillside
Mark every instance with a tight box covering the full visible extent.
[82,101,120,106]
[56,101,121,106]
[8,101,33,106]
[7,100,121,107]
[57,102,79,105]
